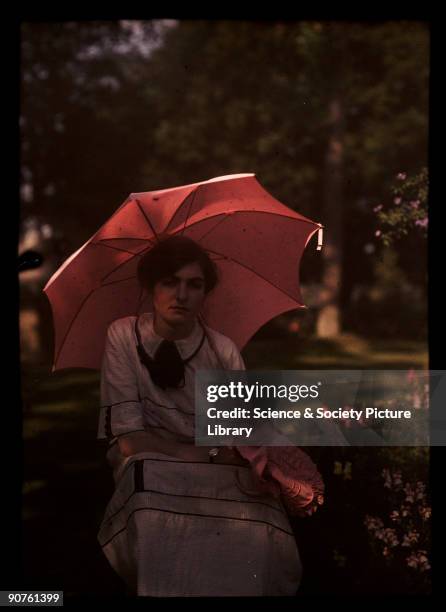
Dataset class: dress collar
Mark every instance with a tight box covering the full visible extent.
[137,312,205,360]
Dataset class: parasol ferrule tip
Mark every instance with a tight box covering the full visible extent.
[316,226,324,251]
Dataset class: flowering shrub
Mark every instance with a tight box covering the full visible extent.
[364,467,431,577]
[320,373,431,593]
[363,371,431,582]
[405,368,430,411]
[373,167,428,246]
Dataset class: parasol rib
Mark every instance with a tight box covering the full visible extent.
[178,188,199,236]
[99,244,152,282]
[205,246,304,307]
[135,199,160,242]
[55,275,143,365]
[96,237,155,243]
[91,242,148,257]
[94,209,318,285]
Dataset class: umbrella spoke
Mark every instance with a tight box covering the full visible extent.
[91,241,150,256]
[95,237,155,243]
[54,287,97,366]
[135,199,160,242]
[55,275,142,366]
[176,187,199,236]
[192,212,232,242]
[101,276,137,287]
[100,244,152,282]
[170,210,316,245]
[205,247,304,307]
[96,221,225,284]
[197,208,315,227]
[170,211,228,237]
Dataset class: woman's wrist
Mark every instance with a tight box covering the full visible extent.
[119,431,207,461]
[118,432,241,464]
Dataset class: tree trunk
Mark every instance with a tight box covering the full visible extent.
[316,97,344,338]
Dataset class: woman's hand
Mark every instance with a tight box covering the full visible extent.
[118,432,232,463]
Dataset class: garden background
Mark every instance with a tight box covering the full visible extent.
[19,20,430,596]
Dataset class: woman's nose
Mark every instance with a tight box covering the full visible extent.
[176,282,188,302]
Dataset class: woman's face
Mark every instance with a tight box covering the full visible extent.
[152,261,206,327]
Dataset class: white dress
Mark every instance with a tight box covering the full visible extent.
[97,312,302,596]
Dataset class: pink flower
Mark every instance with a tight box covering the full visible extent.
[402,535,410,547]
[410,200,420,209]
[402,531,419,547]
[415,481,426,498]
[383,528,399,547]
[392,470,403,488]
[364,515,384,531]
[407,369,416,384]
[406,550,431,571]
[393,197,402,205]
[413,392,421,409]
[375,230,382,237]
[419,506,431,520]
[397,172,407,180]
[382,468,392,488]
[374,204,383,212]
[415,217,428,228]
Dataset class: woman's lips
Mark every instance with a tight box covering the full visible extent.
[171,306,189,312]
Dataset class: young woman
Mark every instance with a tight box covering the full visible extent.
[96,235,305,596]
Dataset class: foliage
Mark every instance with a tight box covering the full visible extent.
[374,167,428,246]
[20,21,171,245]
[364,468,431,576]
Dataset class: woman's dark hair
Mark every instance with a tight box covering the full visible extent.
[137,235,219,294]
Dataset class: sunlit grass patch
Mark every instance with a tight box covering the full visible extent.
[243,335,428,370]
[24,417,60,439]
[28,400,84,415]
[37,371,100,392]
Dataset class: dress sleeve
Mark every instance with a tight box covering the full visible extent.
[97,320,146,440]
[227,341,246,371]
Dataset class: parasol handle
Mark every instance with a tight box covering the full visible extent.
[316,226,323,251]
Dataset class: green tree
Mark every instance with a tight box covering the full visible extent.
[20,21,170,248]
[22,20,429,339]
[138,20,428,337]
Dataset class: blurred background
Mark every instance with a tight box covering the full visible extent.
[20,20,430,596]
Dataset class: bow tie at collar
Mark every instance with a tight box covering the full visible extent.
[137,312,204,360]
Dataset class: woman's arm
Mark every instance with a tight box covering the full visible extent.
[117,430,208,461]
[98,320,146,440]
[118,430,243,464]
